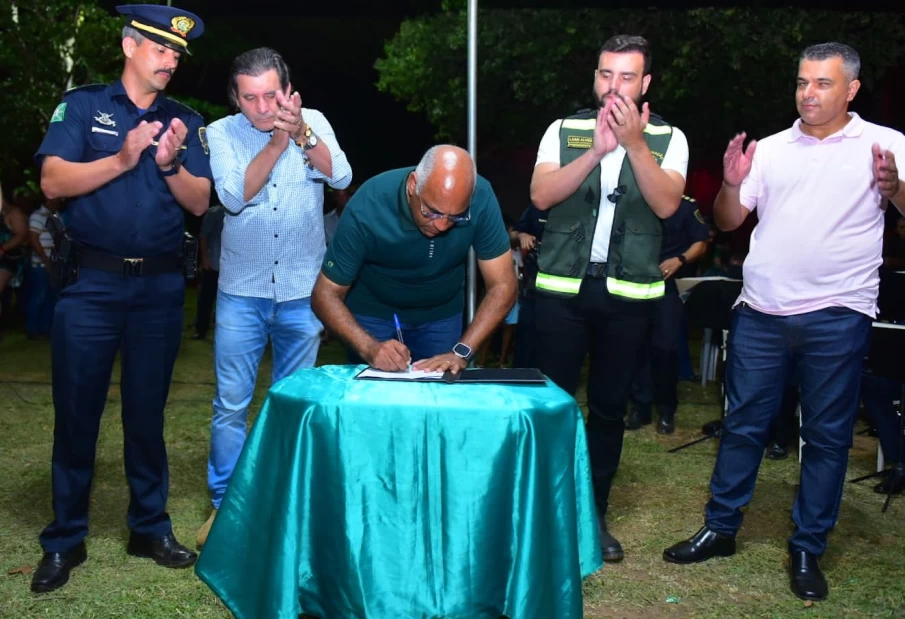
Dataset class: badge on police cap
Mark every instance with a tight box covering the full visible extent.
[116,4,204,55]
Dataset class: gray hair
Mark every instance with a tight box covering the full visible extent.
[228,47,291,108]
[122,25,146,44]
[414,145,477,195]
[800,42,861,81]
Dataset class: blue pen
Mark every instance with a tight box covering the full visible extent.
[393,314,405,344]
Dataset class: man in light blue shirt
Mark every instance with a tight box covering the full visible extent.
[199,47,352,546]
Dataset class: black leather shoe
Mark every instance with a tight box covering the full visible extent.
[127,533,197,568]
[766,442,789,460]
[626,407,652,430]
[657,409,676,435]
[663,526,736,564]
[789,550,828,601]
[597,513,624,562]
[31,542,87,594]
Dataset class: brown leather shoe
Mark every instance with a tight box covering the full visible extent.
[196,508,218,548]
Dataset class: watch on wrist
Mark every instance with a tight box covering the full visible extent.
[452,342,473,362]
[294,124,318,150]
[677,254,688,265]
[159,158,181,177]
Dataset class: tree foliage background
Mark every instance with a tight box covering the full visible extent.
[0,1,122,198]
[376,7,905,160]
[0,0,235,202]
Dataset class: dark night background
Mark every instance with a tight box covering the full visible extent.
[74,1,905,221]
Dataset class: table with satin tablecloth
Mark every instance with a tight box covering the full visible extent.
[195,365,602,619]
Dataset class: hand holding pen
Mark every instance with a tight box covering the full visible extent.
[363,314,411,371]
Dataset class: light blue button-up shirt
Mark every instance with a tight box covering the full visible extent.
[207,109,352,302]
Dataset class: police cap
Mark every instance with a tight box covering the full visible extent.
[116,4,204,55]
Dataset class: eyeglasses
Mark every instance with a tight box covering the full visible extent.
[416,194,471,223]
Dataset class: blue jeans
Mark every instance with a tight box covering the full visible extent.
[208,291,322,508]
[26,264,57,336]
[348,313,462,363]
[705,304,871,556]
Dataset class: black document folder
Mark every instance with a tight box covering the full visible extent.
[441,367,547,384]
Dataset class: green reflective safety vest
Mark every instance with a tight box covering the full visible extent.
[535,109,674,300]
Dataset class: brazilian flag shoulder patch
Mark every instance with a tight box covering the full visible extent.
[50,102,67,123]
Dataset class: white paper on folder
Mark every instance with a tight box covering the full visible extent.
[356,367,445,380]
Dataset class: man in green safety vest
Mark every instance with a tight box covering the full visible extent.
[530,34,689,562]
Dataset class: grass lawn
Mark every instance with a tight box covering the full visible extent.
[1,288,903,618]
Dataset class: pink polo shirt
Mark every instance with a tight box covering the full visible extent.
[737,113,905,318]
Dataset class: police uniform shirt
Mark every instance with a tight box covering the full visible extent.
[35,82,213,257]
[660,197,710,263]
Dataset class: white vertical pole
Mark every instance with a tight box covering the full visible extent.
[465,0,478,324]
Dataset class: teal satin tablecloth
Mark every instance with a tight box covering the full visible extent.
[196,365,602,619]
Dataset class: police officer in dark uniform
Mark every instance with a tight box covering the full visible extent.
[627,196,709,433]
[30,4,211,594]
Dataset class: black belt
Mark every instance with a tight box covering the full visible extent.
[76,246,181,276]
[587,262,607,279]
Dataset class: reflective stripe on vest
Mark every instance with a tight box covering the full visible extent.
[537,272,664,299]
[606,277,665,299]
[536,272,582,295]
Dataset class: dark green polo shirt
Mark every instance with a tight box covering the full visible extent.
[322,167,511,324]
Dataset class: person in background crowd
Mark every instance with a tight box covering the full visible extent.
[0,188,30,341]
[193,204,225,340]
[324,185,355,246]
[26,197,64,339]
[479,221,522,367]
[882,216,905,269]
[510,205,544,369]
[628,195,709,434]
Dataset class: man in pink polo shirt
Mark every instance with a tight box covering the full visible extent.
[663,43,905,601]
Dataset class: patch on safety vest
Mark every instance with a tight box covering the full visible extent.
[566,135,593,149]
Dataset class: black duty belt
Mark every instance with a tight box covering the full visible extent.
[77,246,181,276]
[587,262,607,279]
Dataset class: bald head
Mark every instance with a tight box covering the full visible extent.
[414,145,477,209]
